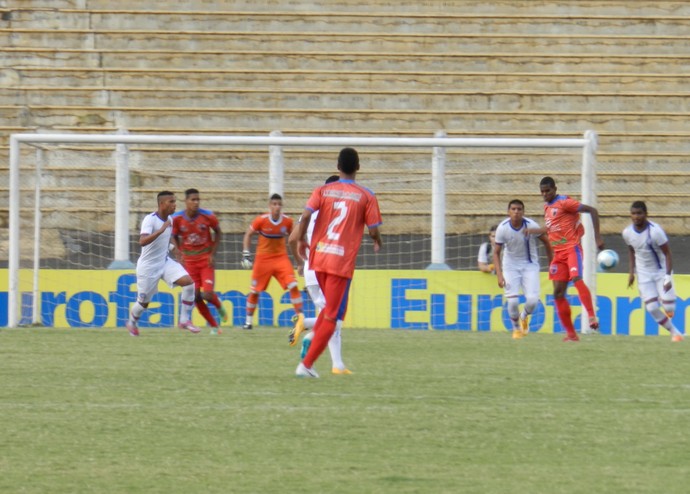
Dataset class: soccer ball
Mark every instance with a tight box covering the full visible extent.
[597,249,619,271]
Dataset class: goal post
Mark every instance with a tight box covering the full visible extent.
[6,131,597,329]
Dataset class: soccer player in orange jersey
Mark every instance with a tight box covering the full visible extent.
[539,176,604,341]
[289,147,383,377]
[172,188,227,335]
[241,193,304,330]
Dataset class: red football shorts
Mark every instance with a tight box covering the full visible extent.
[183,256,215,293]
[315,271,352,321]
[549,245,584,282]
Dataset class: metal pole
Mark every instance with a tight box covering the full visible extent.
[268,130,284,197]
[108,129,135,269]
[580,130,599,333]
[427,130,450,270]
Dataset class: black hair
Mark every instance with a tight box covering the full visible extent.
[631,200,647,213]
[157,190,174,203]
[270,193,282,201]
[508,199,525,209]
[337,147,360,175]
[540,176,556,188]
[325,175,339,184]
[185,188,199,198]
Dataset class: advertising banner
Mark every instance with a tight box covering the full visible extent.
[1,269,686,336]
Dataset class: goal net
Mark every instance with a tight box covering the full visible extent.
[6,132,597,330]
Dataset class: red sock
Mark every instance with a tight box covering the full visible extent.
[303,313,337,368]
[574,279,595,318]
[554,297,577,337]
[196,300,218,327]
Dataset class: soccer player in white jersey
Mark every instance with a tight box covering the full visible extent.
[622,201,683,342]
[493,199,553,339]
[288,175,351,374]
[126,191,200,337]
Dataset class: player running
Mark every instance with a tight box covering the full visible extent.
[623,201,683,342]
[536,176,603,342]
[289,174,351,375]
[493,199,552,339]
[126,191,200,336]
[289,147,382,378]
[172,188,227,335]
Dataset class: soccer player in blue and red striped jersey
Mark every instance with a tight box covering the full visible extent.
[172,188,227,334]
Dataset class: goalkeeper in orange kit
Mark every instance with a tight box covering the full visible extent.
[240,194,304,330]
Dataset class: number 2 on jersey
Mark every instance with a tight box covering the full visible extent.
[326,201,347,240]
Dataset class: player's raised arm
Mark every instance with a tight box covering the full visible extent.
[140,217,171,246]
[578,204,604,250]
[525,225,547,236]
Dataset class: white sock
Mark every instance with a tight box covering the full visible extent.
[328,320,345,369]
[304,317,317,330]
[506,297,520,329]
[179,284,195,323]
[129,302,145,324]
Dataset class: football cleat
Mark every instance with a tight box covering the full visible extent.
[520,315,529,335]
[178,321,201,334]
[588,317,600,332]
[126,321,139,337]
[300,334,312,359]
[242,323,253,330]
[512,330,524,340]
[672,333,684,342]
[210,327,222,335]
[288,313,305,347]
[563,335,580,342]
[332,368,352,375]
[295,362,319,378]
[218,305,228,323]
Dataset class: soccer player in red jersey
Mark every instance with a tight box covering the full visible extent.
[289,147,383,377]
[538,176,604,341]
[172,188,227,334]
[241,193,304,330]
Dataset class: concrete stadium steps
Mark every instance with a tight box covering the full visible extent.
[6,68,690,94]
[3,29,690,56]
[4,7,690,36]
[3,87,690,114]
[8,105,688,134]
[0,106,26,126]
[1,0,688,238]
[2,185,685,235]
[3,47,689,74]
[6,0,688,16]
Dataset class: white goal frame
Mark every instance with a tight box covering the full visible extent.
[7,131,598,328]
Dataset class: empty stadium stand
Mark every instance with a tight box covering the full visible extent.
[1,0,690,264]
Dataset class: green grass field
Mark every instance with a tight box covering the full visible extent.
[1,326,688,493]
